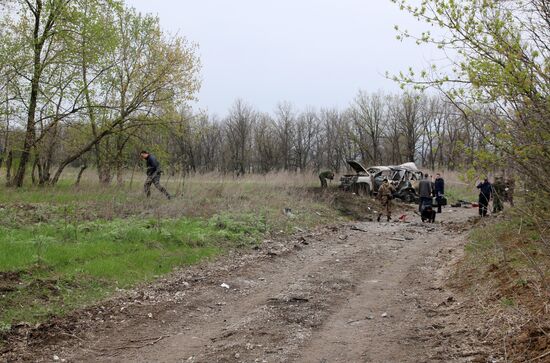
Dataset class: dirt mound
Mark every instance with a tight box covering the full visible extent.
[332,192,373,220]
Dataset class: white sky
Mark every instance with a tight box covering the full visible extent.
[125,0,438,116]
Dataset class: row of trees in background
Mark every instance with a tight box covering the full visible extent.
[167,93,481,176]
[1,86,486,184]
[1,0,545,187]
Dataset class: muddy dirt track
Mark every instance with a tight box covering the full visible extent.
[3,208,490,362]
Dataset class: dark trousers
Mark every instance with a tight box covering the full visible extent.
[479,195,489,216]
[144,173,171,199]
[320,176,328,189]
[435,196,442,213]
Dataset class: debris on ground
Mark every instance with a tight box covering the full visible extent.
[283,208,295,218]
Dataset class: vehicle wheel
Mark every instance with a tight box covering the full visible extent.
[404,192,415,203]
[361,183,371,197]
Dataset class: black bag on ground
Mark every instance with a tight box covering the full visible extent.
[420,198,433,212]
[421,206,436,223]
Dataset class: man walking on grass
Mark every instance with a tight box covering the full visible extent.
[140,150,171,200]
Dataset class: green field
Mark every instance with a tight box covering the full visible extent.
[0,172,346,332]
[0,170,481,333]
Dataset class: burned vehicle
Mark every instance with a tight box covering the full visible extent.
[342,160,422,203]
[340,160,373,196]
[387,163,422,203]
[367,166,395,193]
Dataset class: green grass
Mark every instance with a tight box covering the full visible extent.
[0,214,264,329]
[464,213,548,291]
[446,183,478,203]
[0,172,348,333]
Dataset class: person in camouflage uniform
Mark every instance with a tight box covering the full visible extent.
[319,170,335,189]
[377,178,396,222]
[492,176,506,213]
[505,177,515,207]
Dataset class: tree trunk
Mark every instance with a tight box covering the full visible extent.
[5,150,12,185]
[13,2,45,187]
[75,164,87,186]
[1,89,9,171]
[32,156,39,185]
[82,46,109,186]
[98,163,112,185]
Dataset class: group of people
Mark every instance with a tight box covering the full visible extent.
[377,173,445,222]
[141,152,515,222]
[476,176,514,217]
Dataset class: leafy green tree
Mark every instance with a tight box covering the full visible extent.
[49,4,201,184]
[1,0,76,187]
[391,0,550,192]
[0,1,200,186]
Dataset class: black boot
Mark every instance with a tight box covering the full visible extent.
[377,215,381,222]
[387,216,391,222]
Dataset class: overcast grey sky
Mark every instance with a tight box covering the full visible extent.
[125,0,436,115]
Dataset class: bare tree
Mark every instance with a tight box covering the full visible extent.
[294,108,319,171]
[225,100,256,175]
[253,113,277,173]
[274,102,296,171]
[349,90,386,165]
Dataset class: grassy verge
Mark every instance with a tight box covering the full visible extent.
[454,210,549,361]
[466,214,548,290]
[0,215,263,329]
[0,172,351,334]
[445,182,478,203]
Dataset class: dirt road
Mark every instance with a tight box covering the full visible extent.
[4,208,487,362]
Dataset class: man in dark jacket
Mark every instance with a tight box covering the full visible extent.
[434,173,445,213]
[477,178,492,217]
[140,151,171,199]
[418,173,433,212]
